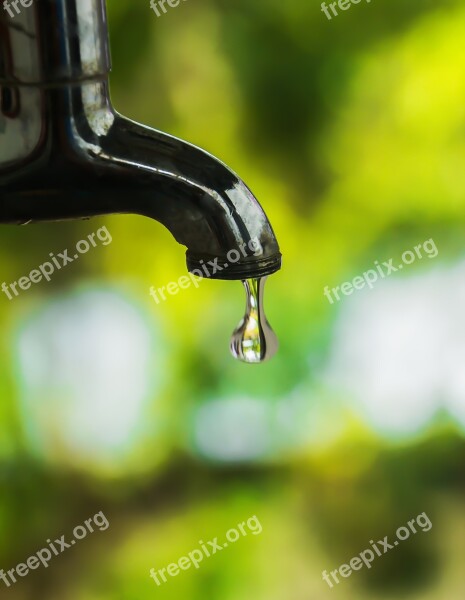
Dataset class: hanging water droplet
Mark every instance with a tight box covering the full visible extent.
[230,276,278,363]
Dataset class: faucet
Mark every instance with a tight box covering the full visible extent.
[0,0,281,281]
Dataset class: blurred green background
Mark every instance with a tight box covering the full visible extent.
[1,0,465,598]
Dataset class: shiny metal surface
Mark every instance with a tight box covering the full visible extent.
[0,0,281,280]
[0,0,111,84]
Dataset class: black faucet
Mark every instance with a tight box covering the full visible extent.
[0,0,281,281]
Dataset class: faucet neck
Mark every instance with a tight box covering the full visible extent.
[0,0,111,85]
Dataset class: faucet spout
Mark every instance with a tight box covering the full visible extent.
[0,0,281,280]
[109,116,282,280]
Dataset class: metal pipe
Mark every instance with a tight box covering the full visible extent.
[0,0,281,280]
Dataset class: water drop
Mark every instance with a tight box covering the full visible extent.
[230,277,278,363]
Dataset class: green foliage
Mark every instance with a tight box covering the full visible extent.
[1,0,465,598]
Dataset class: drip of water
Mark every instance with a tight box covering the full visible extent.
[230,276,278,363]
